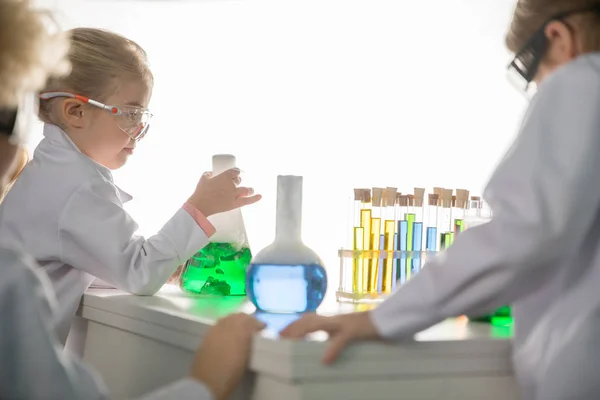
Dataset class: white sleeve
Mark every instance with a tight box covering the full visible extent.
[0,248,215,400]
[371,58,600,338]
[58,180,210,295]
[137,379,214,400]
[0,248,109,400]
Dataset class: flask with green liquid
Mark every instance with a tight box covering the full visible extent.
[179,154,251,296]
[468,305,513,326]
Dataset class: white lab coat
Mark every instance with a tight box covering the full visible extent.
[0,245,213,400]
[0,124,210,346]
[369,52,600,399]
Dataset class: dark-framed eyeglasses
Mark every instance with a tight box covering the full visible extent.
[507,4,600,97]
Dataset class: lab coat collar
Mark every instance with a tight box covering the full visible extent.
[41,124,133,203]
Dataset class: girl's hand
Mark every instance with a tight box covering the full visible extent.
[188,168,261,217]
[279,312,382,365]
[166,264,184,285]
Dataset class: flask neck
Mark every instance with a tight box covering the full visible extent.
[274,176,303,243]
[212,154,236,175]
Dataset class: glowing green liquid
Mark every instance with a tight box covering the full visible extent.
[180,242,251,296]
[469,305,513,326]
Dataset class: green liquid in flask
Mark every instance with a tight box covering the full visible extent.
[180,242,251,296]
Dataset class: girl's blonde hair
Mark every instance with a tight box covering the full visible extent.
[0,147,28,202]
[0,0,70,108]
[39,27,153,124]
[506,0,600,53]
[8,147,28,186]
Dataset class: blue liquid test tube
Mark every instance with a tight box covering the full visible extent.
[412,222,423,273]
[426,227,437,252]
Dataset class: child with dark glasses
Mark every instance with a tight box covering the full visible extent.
[282,2,600,399]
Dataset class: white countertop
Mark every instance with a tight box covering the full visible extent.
[81,284,514,383]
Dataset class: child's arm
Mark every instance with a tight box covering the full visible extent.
[370,57,600,339]
[58,180,214,295]
[0,247,219,400]
[0,247,109,400]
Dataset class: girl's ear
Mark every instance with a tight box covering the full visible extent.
[62,99,86,129]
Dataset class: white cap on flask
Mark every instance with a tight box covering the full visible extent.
[212,154,236,176]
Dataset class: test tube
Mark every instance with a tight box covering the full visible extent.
[405,194,416,281]
[426,193,439,252]
[381,188,397,294]
[412,188,425,273]
[352,189,370,293]
[369,188,384,293]
[440,189,453,250]
[360,190,372,293]
[454,189,469,235]
[395,195,408,284]
[392,192,402,288]
[466,196,481,219]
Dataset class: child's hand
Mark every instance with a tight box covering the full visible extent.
[188,168,262,217]
[190,313,266,400]
[279,312,381,365]
[166,264,184,285]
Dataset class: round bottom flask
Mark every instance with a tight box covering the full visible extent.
[247,176,327,313]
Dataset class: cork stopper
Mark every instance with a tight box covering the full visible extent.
[428,193,439,207]
[452,195,456,208]
[455,189,469,209]
[372,187,384,207]
[383,187,397,207]
[396,192,403,205]
[407,194,415,207]
[469,195,482,209]
[433,187,443,206]
[414,187,425,207]
[398,195,409,207]
[442,189,453,208]
[354,188,371,203]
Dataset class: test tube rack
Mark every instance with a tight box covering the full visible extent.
[336,187,492,303]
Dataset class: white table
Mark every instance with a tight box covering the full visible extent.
[77,285,518,400]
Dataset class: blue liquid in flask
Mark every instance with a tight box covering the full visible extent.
[247,263,327,313]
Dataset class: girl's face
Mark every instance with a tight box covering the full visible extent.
[64,79,152,170]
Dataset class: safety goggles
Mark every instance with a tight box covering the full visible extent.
[39,92,153,141]
[0,92,37,146]
[507,4,600,97]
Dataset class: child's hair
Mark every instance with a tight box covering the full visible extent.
[0,0,70,108]
[506,0,600,54]
[1,147,29,203]
[39,27,153,124]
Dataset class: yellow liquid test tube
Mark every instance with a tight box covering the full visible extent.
[382,220,395,293]
[360,209,372,294]
[405,213,415,280]
[352,227,364,293]
[369,217,381,293]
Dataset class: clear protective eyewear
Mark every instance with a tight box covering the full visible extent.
[507,4,600,98]
[39,92,153,141]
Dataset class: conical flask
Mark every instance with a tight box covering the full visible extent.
[180,154,251,296]
[247,175,327,313]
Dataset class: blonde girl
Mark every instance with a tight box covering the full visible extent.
[0,27,261,347]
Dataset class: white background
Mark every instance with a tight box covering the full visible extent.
[32,0,525,293]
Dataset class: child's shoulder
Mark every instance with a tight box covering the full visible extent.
[541,53,600,96]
